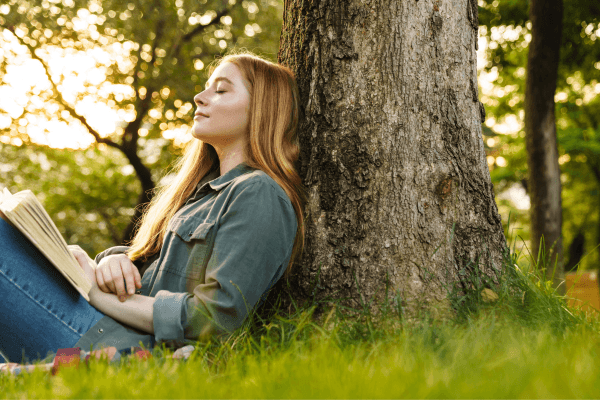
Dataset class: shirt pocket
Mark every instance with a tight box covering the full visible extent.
[165,216,215,279]
[170,216,214,242]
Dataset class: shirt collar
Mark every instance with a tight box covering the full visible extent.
[208,162,254,191]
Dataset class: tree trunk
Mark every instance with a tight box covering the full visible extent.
[525,0,563,287]
[589,162,600,287]
[564,230,584,273]
[278,0,506,315]
[120,144,155,244]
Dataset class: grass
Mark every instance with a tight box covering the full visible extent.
[2,251,600,398]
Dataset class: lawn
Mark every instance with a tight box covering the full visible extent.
[2,257,600,399]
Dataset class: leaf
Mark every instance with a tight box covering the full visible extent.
[481,288,499,303]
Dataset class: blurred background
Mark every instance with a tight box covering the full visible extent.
[0,0,598,274]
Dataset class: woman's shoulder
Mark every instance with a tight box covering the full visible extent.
[230,168,291,203]
[224,169,297,229]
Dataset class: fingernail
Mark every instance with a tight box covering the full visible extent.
[129,288,134,295]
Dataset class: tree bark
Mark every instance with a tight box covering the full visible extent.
[279,0,506,315]
[525,0,563,286]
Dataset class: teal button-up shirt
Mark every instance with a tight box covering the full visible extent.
[75,163,297,352]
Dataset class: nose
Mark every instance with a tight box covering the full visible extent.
[194,90,207,106]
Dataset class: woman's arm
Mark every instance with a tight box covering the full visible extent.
[88,289,155,334]
[70,247,155,334]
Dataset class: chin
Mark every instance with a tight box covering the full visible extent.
[191,127,207,140]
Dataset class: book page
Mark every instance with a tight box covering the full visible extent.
[22,194,76,264]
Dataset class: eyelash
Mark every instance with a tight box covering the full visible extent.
[215,90,226,94]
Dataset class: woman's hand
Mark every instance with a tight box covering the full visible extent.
[95,254,142,302]
[68,245,98,288]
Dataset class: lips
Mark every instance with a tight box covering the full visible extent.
[195,112,209,118]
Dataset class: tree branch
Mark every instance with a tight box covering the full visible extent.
[170,7,232,60]
[6,28,121,150]
[182,7,230,42]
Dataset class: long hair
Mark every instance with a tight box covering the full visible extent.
[128,53,305,273]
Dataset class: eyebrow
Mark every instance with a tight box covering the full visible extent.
[206,77,233,88]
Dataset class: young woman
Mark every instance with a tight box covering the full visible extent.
[0,53,305,363]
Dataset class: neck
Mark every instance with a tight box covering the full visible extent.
[213,140,247,176]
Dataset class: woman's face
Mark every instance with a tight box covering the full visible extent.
[192,62,251,147]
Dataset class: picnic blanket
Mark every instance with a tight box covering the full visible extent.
[0,345,195,376]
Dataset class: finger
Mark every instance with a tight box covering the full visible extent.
[70,247,86,263]
[95,268,109,293]
[101,266,116,294]
[134,265,142,289]
[110,263,127,297]
[72,252,91,272]
[71,251,85,266]
[122,257,143,290]
[120,260,136,296]
[69,246,89,263]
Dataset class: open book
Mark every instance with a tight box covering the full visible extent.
[0,188,91,301]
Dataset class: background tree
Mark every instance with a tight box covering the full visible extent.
[0,0,282,243]
[479,0,600,274]
[279,0,506,313]
[525,0,563,285]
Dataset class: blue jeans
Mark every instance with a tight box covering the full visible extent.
[0,218,104,363]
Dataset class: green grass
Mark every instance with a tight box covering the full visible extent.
[3,256,600,399]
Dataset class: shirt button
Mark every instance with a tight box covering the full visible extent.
[98,328,103,334]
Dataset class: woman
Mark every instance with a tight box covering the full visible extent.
[0,53,305,363]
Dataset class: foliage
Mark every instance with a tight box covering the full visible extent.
[479,0,600,270]
[0,141,167,255]
[0,0,283,144]
[2,250,600,398]
[0,0,283,243]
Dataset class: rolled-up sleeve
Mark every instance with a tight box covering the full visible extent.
[153,291,189,340]
[94,246,130,264]
[152,178,297,342]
